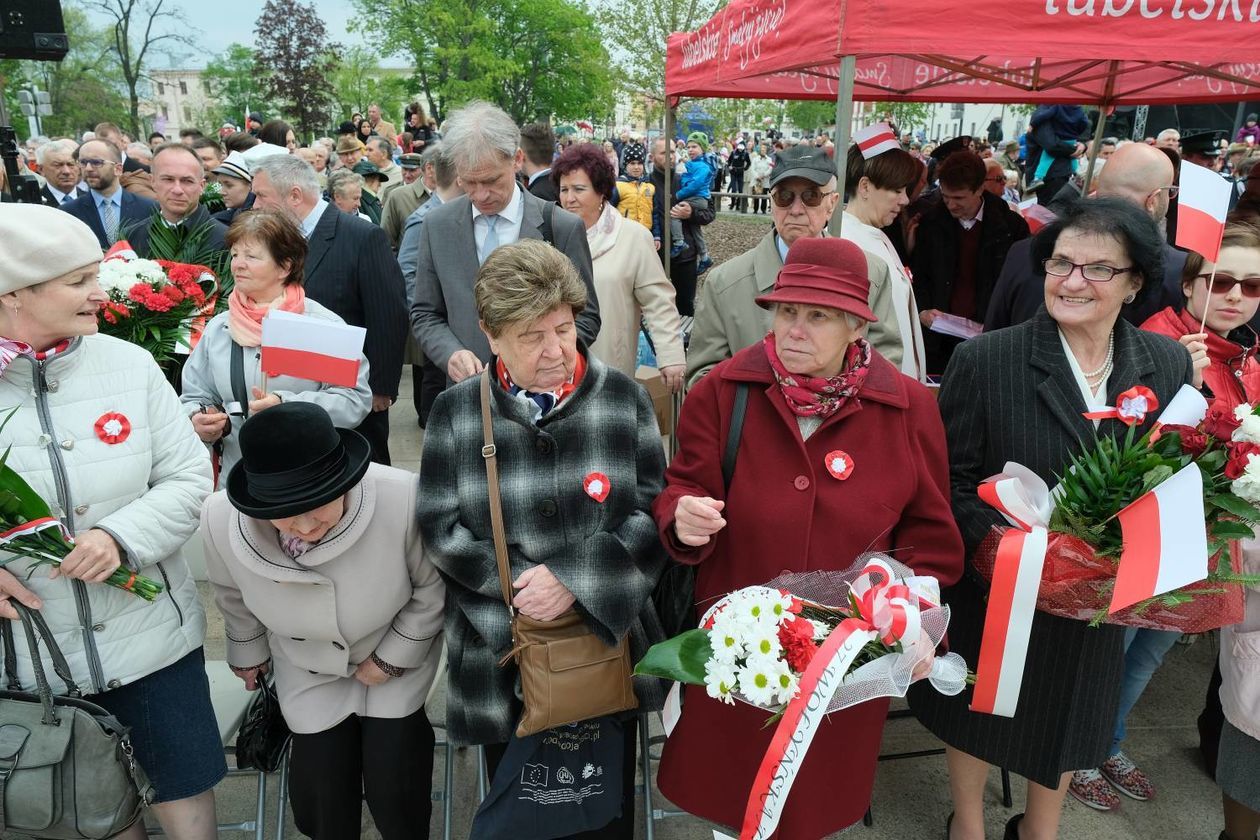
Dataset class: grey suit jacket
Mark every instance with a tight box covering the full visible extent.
[410,189,600,374]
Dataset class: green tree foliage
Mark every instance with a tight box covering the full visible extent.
[329,46,414,121]
[785,101,836,135]
[83,0,191,137]
[253,0,340,139]
[873,102,934,136]
[352,0,613,125]
[202,44,278,131]
[595,0,720,107]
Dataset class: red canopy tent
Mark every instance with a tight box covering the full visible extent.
[662,0,1260,231]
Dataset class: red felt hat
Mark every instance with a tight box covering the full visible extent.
[755,237,878,322]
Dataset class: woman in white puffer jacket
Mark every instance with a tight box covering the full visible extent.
[0,204,220,840]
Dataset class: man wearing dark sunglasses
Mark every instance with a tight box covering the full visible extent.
[686,144,904,387]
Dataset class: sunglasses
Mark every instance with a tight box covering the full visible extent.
[771,187,836,208]
[1199,273,1260,298]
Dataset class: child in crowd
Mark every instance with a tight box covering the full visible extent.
[671,131,713,271]
[616,144,656,234]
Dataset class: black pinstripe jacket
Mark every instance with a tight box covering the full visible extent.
[939,308,1194,558]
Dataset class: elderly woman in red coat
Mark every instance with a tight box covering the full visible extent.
[651,236,964,839]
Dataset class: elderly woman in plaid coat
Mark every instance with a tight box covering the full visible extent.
[418,239,667,840]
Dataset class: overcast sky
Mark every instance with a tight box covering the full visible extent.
[85,1,396,69]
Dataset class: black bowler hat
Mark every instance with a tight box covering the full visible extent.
[226,403,372,520]
[931,135,973,160]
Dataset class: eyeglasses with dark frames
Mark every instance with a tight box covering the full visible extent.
[1042,258,1134,282]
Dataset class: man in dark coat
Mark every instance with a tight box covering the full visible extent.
[911,151,1029,374]
[520,122,559,203]
[123,143,228,259]
[251,154,408,465]
[726,141,750,211]
[60,139,157,250]
[650,137,715,317]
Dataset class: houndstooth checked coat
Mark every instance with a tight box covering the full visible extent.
[417,350,668,745]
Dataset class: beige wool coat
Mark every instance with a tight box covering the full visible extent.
[587,207,686,376]
[202,464,444,734]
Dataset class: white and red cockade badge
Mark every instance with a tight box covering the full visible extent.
[583,472,610,503]
[1083,385,1159,427]
[824,450,854,481]
[94,412,131,445]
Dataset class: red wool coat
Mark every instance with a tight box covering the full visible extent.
[651,341,963,839]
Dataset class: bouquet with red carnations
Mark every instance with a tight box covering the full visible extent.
[95,241,218,366]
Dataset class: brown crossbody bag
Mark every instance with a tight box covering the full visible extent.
[479,370,638,737]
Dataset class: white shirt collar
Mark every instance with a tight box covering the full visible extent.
[472,184,523,224]
[47,185,73,203]
[959,200,985,231]
[301,199,329,238]
[527,168,551,186]
[93,188,121,207]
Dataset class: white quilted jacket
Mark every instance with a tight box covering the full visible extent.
[0,334,212,695]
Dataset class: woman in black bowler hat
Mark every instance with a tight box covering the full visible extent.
[201,402,445,840]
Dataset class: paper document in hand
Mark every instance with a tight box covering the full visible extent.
[929,313,984,340]
[261,310,366,388]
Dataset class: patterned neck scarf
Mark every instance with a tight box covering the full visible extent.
[0,337,71,378]
[278,531,315,559]
[228,284,307,347]
[764,332,871,418]
[495,352,587,420]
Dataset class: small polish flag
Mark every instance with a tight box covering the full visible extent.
[853,122,900,159]
[103,240,138,262]
[1110,463,1210,614]
[1175,161,1232,262]
[261,310,366,388]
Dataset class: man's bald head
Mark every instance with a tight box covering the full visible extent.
[1095,141,1176,223]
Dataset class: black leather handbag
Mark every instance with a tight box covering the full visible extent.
[0,601,152,839]
[234,674,291,772]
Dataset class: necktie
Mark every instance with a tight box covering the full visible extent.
[59,193,72,206]
[101,199,119,245]
[479,214,500,264]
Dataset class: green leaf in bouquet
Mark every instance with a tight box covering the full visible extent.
[633,628,712,684]
[1212,520,1257,541]
[1141,465,1174,493]
[1198,449,1228,473]
[1211,493,1260,522]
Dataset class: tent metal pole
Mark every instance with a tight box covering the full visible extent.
[1081,60,1120,195]
[663,103,675,280]
[828,55,857,236]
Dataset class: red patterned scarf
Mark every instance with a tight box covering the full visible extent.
[764,332,871,418]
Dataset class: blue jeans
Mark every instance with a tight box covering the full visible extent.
[1110,627,1183,756]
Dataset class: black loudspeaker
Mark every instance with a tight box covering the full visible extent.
[0,0,68,61]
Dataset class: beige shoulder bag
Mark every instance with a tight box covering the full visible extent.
[479,370,637,737]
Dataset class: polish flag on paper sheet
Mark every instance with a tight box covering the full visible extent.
[1175,161,1233,262]
[1110,463,1210,614]
[261,310,365,388]
[853,122,900,159]
[1018,199,1057,234]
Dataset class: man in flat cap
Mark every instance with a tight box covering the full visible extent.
[686,144,904,386]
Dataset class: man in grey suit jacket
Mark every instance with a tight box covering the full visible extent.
[410,101,599,384]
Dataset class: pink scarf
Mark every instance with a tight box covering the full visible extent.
[764,332,871,418]
[228,284,307,347]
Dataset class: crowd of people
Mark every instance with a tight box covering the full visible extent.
[1,94,1259,840]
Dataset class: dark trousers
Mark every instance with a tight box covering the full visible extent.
[670,258,698,317]
[728,172,745,210]
[355,409,391,465]
[288,708,435,840]
[483,721,638,840]
[412,355,443,428]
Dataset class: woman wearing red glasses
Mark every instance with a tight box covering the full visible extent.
[1141,222,1260,840]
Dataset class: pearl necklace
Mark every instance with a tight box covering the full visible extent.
[1082,333,1115,383]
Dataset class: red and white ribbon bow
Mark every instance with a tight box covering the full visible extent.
[971,463,1056,717]
[1083,385,1160,426]
[849,558,922,648]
